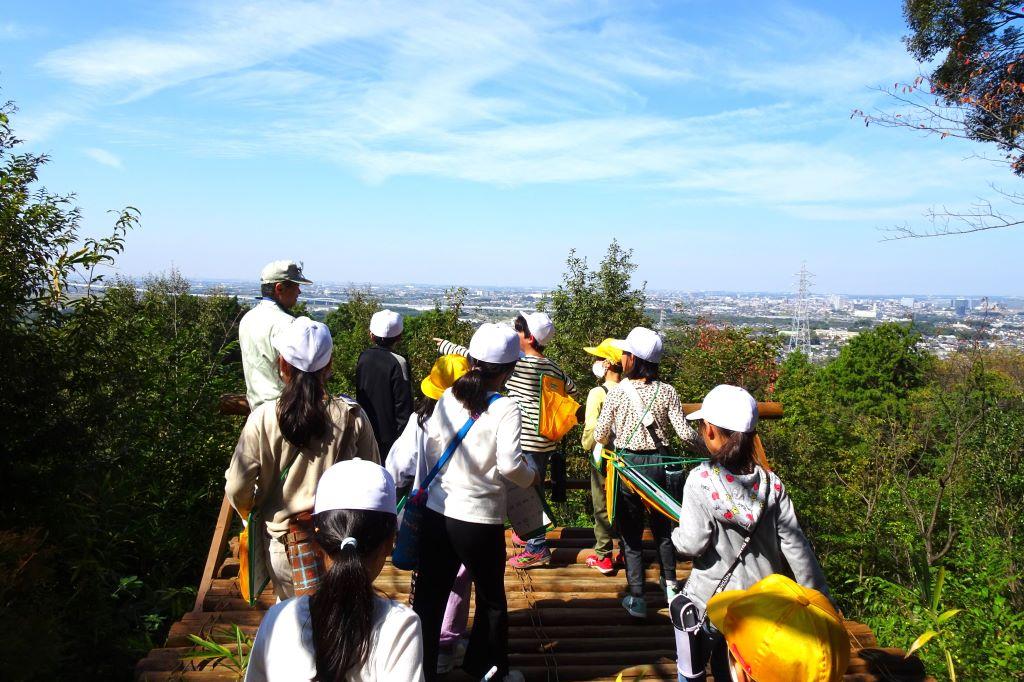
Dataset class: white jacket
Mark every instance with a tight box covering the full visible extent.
[239,299,295,409]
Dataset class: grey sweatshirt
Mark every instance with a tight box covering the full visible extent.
[671,462,829,613]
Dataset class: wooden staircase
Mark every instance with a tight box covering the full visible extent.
[135,525,928,681]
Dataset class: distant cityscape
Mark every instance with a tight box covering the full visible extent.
[85,278,1024,362]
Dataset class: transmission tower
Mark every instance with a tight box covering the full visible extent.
[788,262,814,356]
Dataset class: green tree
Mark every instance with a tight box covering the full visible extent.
[323,288,381,396]
[543,240,651,395]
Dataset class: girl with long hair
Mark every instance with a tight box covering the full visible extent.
[671,384,830,682]
[245,459,424,681]
[386,354,473,675]
[414,324,539,682]
[226,317,380,599]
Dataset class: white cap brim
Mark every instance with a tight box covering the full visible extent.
[685,409,704,421]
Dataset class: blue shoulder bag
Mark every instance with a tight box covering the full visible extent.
[392,393,501,570]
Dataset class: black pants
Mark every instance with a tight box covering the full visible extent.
[617,451,676,597]
[413,507,509,681]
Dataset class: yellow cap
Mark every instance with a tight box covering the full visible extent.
[706,574,850,682]
[420,354,471,401]
[583,338,623,364]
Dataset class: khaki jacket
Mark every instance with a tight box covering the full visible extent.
[225,397,380,538]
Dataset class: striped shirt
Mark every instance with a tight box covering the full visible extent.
[438,339,576,453]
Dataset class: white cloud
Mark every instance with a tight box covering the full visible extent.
[35,0,990,224]
[83,147,123,168]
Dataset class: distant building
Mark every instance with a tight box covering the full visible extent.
[900,297,914,308]
[954,298,969,317]
[852,304,878,319]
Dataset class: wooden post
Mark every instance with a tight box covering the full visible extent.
[192,495,235,614]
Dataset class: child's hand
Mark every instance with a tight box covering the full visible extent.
[432,337,444,349]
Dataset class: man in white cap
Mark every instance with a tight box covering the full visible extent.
[356,309,412,460]
[238,260,313,410]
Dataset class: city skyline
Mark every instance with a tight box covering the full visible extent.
[3,1,1024,294]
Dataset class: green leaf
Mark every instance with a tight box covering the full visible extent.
[907,629,939,657]
[932,566,946,612]
[937,608,962,625]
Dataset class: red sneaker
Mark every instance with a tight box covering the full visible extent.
[510,531,527,547]
[586,554,614,575]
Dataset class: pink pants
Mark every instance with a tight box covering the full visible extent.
[440,564,471,651]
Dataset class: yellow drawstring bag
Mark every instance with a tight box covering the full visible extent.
[537,374,580,442]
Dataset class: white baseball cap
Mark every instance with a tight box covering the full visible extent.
[686,384,759,433]
[468,323,520,364]
[613,327,663,363]
[314,458,397,515]
[518,311,555,346]
[272,316,333,373]
[260,260,313,285]
[369,309,403,338]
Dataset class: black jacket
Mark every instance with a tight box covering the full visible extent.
[355,346,413,459]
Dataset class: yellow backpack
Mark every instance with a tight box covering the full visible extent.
[537,374,581,442]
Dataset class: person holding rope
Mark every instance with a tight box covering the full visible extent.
[245,459,425,681]
[593,327,701,618]
[225,317,380,600]
[670,385,830,682]
[414,324,540,682]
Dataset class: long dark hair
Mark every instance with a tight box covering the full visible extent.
[309,508,397,681]
[451,358,517,415]
[625,355,659,382]
[708,425,756,474]
[277,365,330,448]
[415,395,438,428]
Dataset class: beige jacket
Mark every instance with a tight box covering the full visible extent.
[225,396,380,538]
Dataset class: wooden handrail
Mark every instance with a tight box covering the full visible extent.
[219,394,784,419]
[192,495,235,614]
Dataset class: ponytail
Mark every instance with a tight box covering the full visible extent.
[451,358,517,415]
[278,366,330,448]
[708,427,757,474]
[309,509,397,681]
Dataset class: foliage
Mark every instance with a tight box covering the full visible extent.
[0,103,246,680]
[323,287,381,396]
[543,240,651,394]
[853,2,1024,237]
[183,625,253,679]
[401,287,474,391]
[660,320,782,402]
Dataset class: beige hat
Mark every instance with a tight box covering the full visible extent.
[260,260,313,285]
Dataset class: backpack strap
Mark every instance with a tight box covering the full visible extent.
[419,393,502,492]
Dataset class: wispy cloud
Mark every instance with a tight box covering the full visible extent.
[35,0,967,221]
[83,147,123,168]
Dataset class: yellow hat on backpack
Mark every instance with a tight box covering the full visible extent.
[583,338,623,364]
[421,354,471,400]
[706,574,850,682]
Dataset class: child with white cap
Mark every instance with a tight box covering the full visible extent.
[225,317,380,600]
[416,323,539,682]
[437,310,575,568]
[245,459,425,682]
[356,309,413,460]
[670,384,829,682]
[593,326,701,618]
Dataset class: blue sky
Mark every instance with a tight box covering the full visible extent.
[2,1,1021,295]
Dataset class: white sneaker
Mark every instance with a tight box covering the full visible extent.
[436,637,467,674]
[502,671,526,682]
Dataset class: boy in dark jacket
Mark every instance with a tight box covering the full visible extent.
[356,309,412,461]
